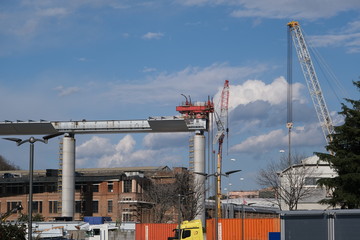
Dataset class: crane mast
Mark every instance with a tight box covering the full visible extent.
[287,21,334,144]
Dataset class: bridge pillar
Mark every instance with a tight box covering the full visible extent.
[193,131,206,226]
[61,134,75,219]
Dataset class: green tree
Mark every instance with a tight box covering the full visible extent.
[0,224,26,240]
[317,81,360,209]
[18,213,45,222]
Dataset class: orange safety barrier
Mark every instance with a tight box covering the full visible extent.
[206,218,280,240]
[135,223,177,240]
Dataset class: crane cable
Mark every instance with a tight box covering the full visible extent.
[287,25,293,163]
[302,29,349,106]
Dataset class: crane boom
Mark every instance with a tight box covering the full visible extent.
[288,21,334,144]
[214,80,230,218]
[214,80,229,143]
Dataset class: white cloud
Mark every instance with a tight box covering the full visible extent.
[142,32,164,40]
[0,1,130,38]
[76,134,186,168]
[308,33,360,48]
[230,122,324,154]
[77,57,88,62]
[122,33,130,38]
[77,136,114,157]
[77,135,135,167]
[177,0,360,20]
[143,133,189,149]
[115,135,135,154]
[37,8,69,17]
[230,129,287,153]
[107,63,268,104]
[54,86,80,96]
[307,25,360,53]
[343,20,360,33]
[214,76,305,113]
[142,67,157,73]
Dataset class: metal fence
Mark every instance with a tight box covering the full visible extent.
[281,209,360,240]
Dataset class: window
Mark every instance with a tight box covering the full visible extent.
[46,183,57,193]
[75,184,81,192]
[182,230,191,239]
[75,201,81,213]
[6,184,24,194]
[92,184,99,192]
[108,200,113,213]
[49,201,58,214]
[92,201,99,213]
[123,180,132,193]
[122,213,132,222]
[108,182,113,192]
[7,201,22,212]
[75,201,85,214]
[93,228,100,235]
[76,184,88,193]
[32,201,43,213]
[33,183,45,193]
[305,177,319,186]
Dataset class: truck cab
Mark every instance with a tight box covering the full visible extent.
[85,224,117,240]
[168,219,203,240]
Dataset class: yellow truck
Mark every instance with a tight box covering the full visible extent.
[168,219,203,240]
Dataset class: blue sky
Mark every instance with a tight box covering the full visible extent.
[0,0,359,190]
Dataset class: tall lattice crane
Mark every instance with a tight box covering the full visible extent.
[214,79,229,218]
[287,21,334,145]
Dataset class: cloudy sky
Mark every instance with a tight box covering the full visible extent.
[0,0,359,190]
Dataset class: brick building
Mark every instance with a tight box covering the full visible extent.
[0,166,185,223]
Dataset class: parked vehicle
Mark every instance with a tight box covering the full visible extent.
[85,223,118,240]
[168,219,203,240]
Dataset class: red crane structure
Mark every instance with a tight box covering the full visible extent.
[176,95,214,119]
[214,80,230,218]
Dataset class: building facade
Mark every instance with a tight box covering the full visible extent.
[0,166,181,222]
[279,155,337,210]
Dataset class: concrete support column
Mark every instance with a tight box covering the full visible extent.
[62,134,75,219]
[193,131,206,226]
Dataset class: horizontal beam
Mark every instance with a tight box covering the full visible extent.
[0,116,208,136]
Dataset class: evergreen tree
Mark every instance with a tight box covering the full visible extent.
[317,81,360,208]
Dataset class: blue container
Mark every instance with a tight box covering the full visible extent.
[269,232,280,240]
[84,216,112,225]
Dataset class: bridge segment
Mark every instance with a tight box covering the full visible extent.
[0,116,208,221]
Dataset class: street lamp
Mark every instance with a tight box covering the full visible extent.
[3,137,47,240]
[194,169,241,240]
[176,192,195,240]
[241,202,256,240]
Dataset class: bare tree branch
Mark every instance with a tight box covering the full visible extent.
[257,153,319,210]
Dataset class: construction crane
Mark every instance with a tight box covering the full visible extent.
[287,21,334,145]
[176,95,214,119]
[213,80,230,218]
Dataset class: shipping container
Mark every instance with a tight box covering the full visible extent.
[136,223,177,240]
[206,218,280,240]
[83,216,112,225]
[136,218,280,240]
[281,209,360,240]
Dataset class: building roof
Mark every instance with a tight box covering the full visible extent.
[281,155,331,174]
[0,166,171,183]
